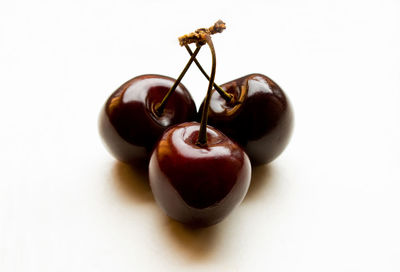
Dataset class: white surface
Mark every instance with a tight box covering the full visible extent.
[1,0,399,271]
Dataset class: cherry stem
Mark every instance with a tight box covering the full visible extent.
[155,45,202,116]
[196,35,216,147]
[184,45,233,103]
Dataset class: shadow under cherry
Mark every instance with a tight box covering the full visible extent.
[163,217,221,261]
[111,161,153,203]
[244,163,276,202]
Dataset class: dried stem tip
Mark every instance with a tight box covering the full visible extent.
[209,19,226,34]
[178,20,226,46]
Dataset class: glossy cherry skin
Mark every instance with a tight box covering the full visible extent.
[99,74,197,165]
[149,122,251,227]
[199,73,293,165]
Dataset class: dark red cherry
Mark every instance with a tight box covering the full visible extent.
[199,73,293,165]
[149,122,251,227]
[99,74,197,164]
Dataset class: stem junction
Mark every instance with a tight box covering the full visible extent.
[155,20,227,117]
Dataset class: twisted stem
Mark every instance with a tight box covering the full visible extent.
[196,35,217,146]
[155,45,202,116]
[185,45,232,102]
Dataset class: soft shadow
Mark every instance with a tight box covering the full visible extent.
[112,161,153,203]
[164,218,220,261]
[244,164,275,202]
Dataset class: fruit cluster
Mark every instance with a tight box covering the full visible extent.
[99,20,293,227]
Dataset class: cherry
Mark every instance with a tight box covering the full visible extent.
[149,122,251,227]
[149,24,251,227]
[198,73,294,165]
[99,74,197,164]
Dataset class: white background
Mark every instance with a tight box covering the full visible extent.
[1,0,399,271]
